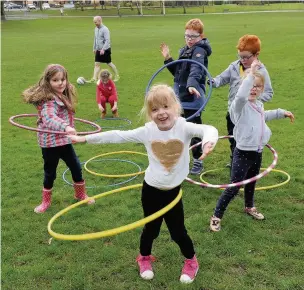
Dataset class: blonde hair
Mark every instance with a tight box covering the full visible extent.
[252,72,265,88]
[141,84,182,121]
[98,69,112,80]
[22,64,77,112]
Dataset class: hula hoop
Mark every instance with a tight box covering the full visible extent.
[48,184,182,241]
[9,114,102,135]
[186,136,278,189]
[85,151,147,178]
[95,117,132,129]
[199,168,290,191]
[62,159,142,189]
[145,59,213,121]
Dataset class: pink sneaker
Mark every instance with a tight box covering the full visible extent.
[180,255,199,284]
[136,254,155,280]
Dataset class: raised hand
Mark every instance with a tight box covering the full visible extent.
[250,59,262,74]
[160,43,171,60]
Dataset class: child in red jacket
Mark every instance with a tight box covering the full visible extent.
[96,69,118,118]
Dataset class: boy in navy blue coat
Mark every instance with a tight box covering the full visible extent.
[160,18,212,175]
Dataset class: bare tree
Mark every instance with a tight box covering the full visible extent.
[160,0,165,15]
[38,1,42,11]
[117,0,121,16]
[182,1,186,14]
[135,1,143,15]
[1,1,6,21]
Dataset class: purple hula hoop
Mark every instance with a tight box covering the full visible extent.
[9,114,102,135]
[186,135,278,189]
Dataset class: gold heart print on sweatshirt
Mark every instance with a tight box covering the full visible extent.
[151,139,184,172]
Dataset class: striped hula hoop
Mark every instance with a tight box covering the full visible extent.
[9,113,102,135]
[186,135,278,189]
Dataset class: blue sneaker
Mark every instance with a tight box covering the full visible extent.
[190,159,203,175]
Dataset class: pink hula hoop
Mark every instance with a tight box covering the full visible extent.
[9,114,102,135]
[186,135,278,189]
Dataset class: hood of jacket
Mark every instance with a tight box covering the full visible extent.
[194,38,212,56]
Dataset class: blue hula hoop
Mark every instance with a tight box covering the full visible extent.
[145,59,213,121]
[62,158,142,189]
[95,117,132,129]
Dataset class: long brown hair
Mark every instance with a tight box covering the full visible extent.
[22,64,77,112]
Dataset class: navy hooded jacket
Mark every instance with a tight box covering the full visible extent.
[164,39,212,110]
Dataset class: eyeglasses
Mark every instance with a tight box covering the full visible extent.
[237,54,254,60]
[184,34,200,40]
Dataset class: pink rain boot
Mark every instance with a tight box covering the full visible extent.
[34,188,52,213]
[73,181,95,204]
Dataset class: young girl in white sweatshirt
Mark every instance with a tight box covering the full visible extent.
[69,84,218,284]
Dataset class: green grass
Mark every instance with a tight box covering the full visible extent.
[2,12,304,290]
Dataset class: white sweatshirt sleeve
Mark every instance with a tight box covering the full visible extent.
[85,127,146,144]
[184,122,219,147]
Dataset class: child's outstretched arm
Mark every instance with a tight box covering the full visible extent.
[259,68,273,103]
[229,74,253,118]
[199,141,216,160]
[212,65,232,88]
[161,43,178,76]
[69,127,147,145]
[185,123,219,160]
[284,111,295,122]
[264,109,295,122]
[69,135,86,143]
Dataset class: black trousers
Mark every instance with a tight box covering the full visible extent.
[42,144,83,189]
[226,111,236,160]
[182,109,202,160]
[140,181,195,259]
[214,148,263,219]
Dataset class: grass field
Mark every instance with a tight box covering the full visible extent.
[2,11,304,290]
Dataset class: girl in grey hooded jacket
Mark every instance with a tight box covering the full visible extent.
[209,60,294,232]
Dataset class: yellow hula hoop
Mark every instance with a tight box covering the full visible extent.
[84,151,148,178]
[48,184,182,241]
[199,168,290,191]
